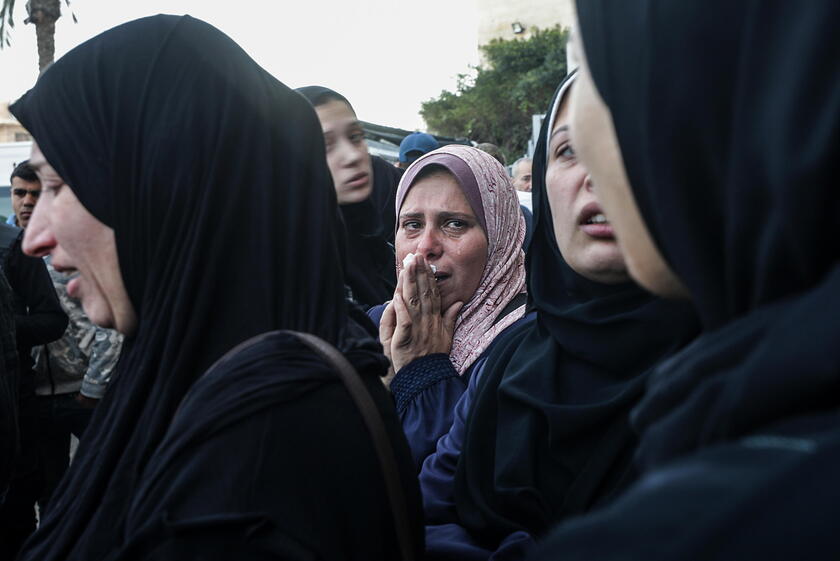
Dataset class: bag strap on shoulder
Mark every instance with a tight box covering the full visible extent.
[202,330,417,560]
[286,331,416,561]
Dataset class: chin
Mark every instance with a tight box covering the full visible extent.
[572,244,630,284]
[338,185,372,205]
[82,300,115,330]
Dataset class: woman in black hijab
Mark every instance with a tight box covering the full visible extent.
[12,15,422,560]
[419,72,698,559]
[530,2,840,559]
[296,86,400,309]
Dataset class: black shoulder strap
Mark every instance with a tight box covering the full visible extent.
[287,331,416,561]
[196,330,417,560]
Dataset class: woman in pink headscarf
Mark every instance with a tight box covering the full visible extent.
[368,145,532,469]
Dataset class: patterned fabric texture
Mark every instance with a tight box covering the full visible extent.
[395,145,527,374]
[33,258,123,399]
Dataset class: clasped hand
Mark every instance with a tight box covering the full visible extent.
[380,254,463,377]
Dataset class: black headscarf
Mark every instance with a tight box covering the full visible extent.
[527,5,840,559]
[452,73,699,545]
[338,155,401,308]
[576,0,840,472]
[9,15,409,559]
[296,86,399,308]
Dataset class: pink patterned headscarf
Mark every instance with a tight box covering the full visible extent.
[396,145,527,374]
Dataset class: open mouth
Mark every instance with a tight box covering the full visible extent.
[583,213,608,225]
[578,203,615,239]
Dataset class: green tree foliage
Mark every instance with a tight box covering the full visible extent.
[421,26,568,162]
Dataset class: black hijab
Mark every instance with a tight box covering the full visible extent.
[576,1,840,470]
[452,73,699,545]
[296,86,400,308]
[10,15,391,559]
[338,155,401,307]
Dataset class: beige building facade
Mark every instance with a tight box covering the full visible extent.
[0,103,31,143]
[477,0,575,45]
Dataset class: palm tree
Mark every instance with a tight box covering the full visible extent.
[1,0,73,71]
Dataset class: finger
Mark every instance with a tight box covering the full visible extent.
[424,256,442,317]
[415,254,436,317]
[379,301,396,344]
[395,260,406,293]
[402,258,422,316]
[392,292,413,346]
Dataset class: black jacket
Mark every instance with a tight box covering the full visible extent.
[0,223,67,377]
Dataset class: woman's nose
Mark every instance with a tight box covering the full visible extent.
[415,227,442,258]
[22,204,56,257]
[584,173,594,192]
[338,140,362,167]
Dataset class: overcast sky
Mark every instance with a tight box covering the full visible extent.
[0,0,479,130]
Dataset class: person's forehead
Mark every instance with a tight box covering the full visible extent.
[314,99,359,133]
[402,174,472,213]
[516,160,532,175]
[11,176,41,188]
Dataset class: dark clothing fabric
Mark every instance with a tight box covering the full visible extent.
[532,3,840,559]
[11,15,420,560]
[0,387,38,559]
[420,354,537,561]
[370,155,402,242]
[0,223,65,558]
[450,74,699,553]
[532,411,840,561]
[0,223,67,374]
[368,300,534,473]
[519,205,533,250]
[35,393,92,510]
[111,330,423,561]
[341,202,396,309]
[339,156,401,308]
[0,270,18,495]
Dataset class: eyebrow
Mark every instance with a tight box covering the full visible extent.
[549,125,570,143]
[398,211,476,221]
[322,120,363,137]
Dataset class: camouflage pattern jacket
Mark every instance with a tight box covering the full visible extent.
[33,258,123,399]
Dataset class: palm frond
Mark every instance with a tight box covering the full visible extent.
[0,0,17,50]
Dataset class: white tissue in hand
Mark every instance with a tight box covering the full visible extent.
[402,253,436,274]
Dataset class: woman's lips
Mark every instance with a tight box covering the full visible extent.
[578,205,616,239]
[580,222,615,238]
[345,172,369,190]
